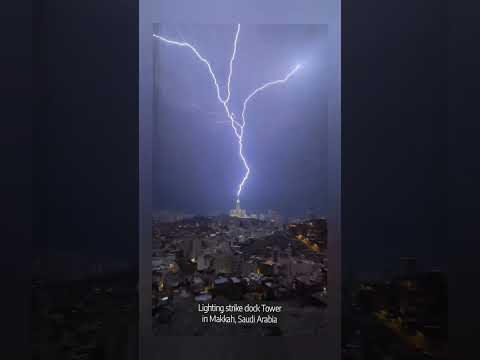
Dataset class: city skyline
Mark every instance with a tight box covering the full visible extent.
[153,204,327,221]
[152,211,328,336]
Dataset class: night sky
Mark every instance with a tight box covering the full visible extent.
[152,24,329,217]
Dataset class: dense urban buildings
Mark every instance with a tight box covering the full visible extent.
[342,259,447,360]
[152,209,328,336]
[32,266,138,360]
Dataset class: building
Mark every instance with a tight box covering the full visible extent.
[214,254,233,274]
[152,255,176,272]
[266,209,282,223]
[241,260,257,276]
[191,237,202,260]
[230,199,247,218]
[180,236,193,258]
[196,254,212,271]
[232,256,243,274]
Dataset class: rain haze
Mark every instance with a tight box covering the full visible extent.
[153,24,328,217]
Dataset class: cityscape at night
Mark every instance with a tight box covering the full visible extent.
[151,208,328,335]
[342,258,447,359]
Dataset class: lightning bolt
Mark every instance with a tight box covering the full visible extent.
[237,64,301,197]
[153,25,301,203]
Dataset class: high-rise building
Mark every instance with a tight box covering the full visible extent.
[214,254,233,274]
[191,238,202,260]
[196,254,211,271]
[230,199,247,218]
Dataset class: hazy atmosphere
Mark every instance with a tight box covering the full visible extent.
[153,24,328,217]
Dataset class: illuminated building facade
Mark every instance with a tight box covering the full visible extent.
[230,199,247,218]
